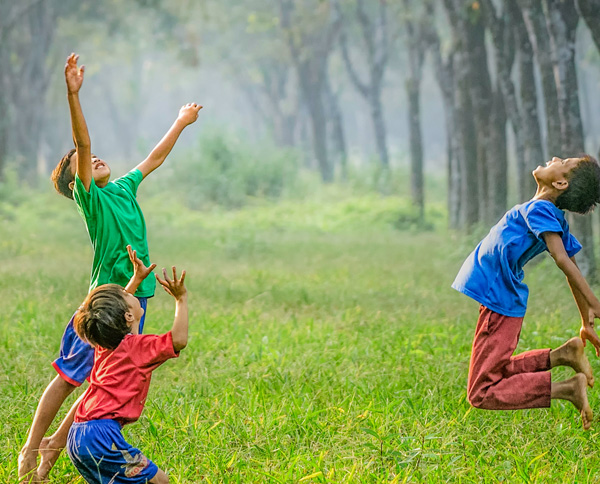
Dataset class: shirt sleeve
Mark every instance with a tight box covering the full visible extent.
[72,173,99,221]
[524,201,564,239]
[130,332,179,369]
[113,169,143,198]
[525,201,582,257]
[562,221,582,258]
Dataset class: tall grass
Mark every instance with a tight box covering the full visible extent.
[2,179,600,482]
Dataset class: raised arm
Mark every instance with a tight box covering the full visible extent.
[135,103,202,179]
[543,232,600,355]
[65,53,93,191]
[156,267,188,352]
[124,245,156,295]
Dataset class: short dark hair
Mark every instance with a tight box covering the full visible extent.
[73,284,130,350]
[555,155,600,214]
[51,149,76,199]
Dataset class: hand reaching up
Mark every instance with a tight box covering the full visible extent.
[65,53,85,94]
[177,103,202,126]
[156,267,187,301]
[127,245,156,282]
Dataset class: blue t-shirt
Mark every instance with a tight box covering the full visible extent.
[452,199,581,317]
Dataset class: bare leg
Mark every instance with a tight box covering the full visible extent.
[18,376,77,481]
[37,393,84,480]
[149,469,169,484]
[550,337,594,387]
[551,373,593,430]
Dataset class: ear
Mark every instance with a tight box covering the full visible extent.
[124,311,135,324]
[68,180,75,191]
[552,178,569,191]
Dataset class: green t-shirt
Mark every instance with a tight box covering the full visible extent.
[73,169,155,297]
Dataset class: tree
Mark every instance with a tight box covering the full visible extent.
[279,0,341,182]
[518,0,562,159]
[400,0,430,221]
[335,0,391,168]
[544,0,596,279]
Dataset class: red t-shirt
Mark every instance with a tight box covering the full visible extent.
[75,332,178,426]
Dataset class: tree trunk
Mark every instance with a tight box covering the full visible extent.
[512,1,544,200]
[324,74,348,179]
[406,77,424,220]
[488,87,508,223]
[442,0,480,229]
[545,0,596,280]
[427,20,460,228]
[455,50,480,229]
[336,0,389,167]
[279,0,339,183]
[519,0,562,159]
[576,0,600,52]
[11,0,56,182]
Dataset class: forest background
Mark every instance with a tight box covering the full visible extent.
[5,0,600,482]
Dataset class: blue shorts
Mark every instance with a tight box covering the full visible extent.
[67,419,158,484]
[53,297,148,386]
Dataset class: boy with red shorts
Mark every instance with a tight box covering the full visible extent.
[66,247,188,483]
[453,155,600,429]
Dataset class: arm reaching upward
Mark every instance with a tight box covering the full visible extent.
[124,245,156,295]
[135,103,202,179]
[65,53,92,191]
[544,232,600,356]
[156,267,188,352]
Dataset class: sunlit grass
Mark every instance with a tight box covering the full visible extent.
[3,191,600,483]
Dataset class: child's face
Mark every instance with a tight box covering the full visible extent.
[533,156,581,187]
[122,290,144,333]
[68,152,111,187]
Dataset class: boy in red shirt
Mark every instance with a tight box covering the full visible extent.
[66,247,188,484]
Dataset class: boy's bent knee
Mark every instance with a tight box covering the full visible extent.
[150,469,169,484]
[467,385,490,409]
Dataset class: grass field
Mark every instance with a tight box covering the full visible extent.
[3,188,600,483]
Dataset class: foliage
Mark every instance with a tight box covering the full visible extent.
[163,128,300,210]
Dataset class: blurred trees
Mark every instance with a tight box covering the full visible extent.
[4,0,600,274]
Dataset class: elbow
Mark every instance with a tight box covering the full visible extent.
[172,337,188,353]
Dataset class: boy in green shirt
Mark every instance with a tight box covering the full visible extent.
[18,53,202,482]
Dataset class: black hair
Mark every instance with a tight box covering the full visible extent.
[51,149,76,199]
[555,155,600,214]
[73,284,131,350]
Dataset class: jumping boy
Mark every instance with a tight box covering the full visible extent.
[453,155,600,430]
[18,52,201,482]
[67,247,188,484]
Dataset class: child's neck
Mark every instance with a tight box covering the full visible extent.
[532,184,559,204]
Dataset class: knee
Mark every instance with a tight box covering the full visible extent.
[467,381,490,409]
[151,470,169,484]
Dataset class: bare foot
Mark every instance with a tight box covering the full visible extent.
[552,337,594,387]
[570,373,593,430]
[36,437,63,481]
[18,449,40,483]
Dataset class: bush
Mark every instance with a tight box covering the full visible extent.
[169,128,300,210]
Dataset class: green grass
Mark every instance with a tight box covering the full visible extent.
[2,190,600,483]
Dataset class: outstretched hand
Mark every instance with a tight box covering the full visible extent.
[177,103,202,126]
[581,310,600,357]
[65,53,85,94]
[156,267,187,301]
[127,245,156,281]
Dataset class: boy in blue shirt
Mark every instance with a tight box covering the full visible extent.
[453,155,600,430]
[18,53,201,482]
